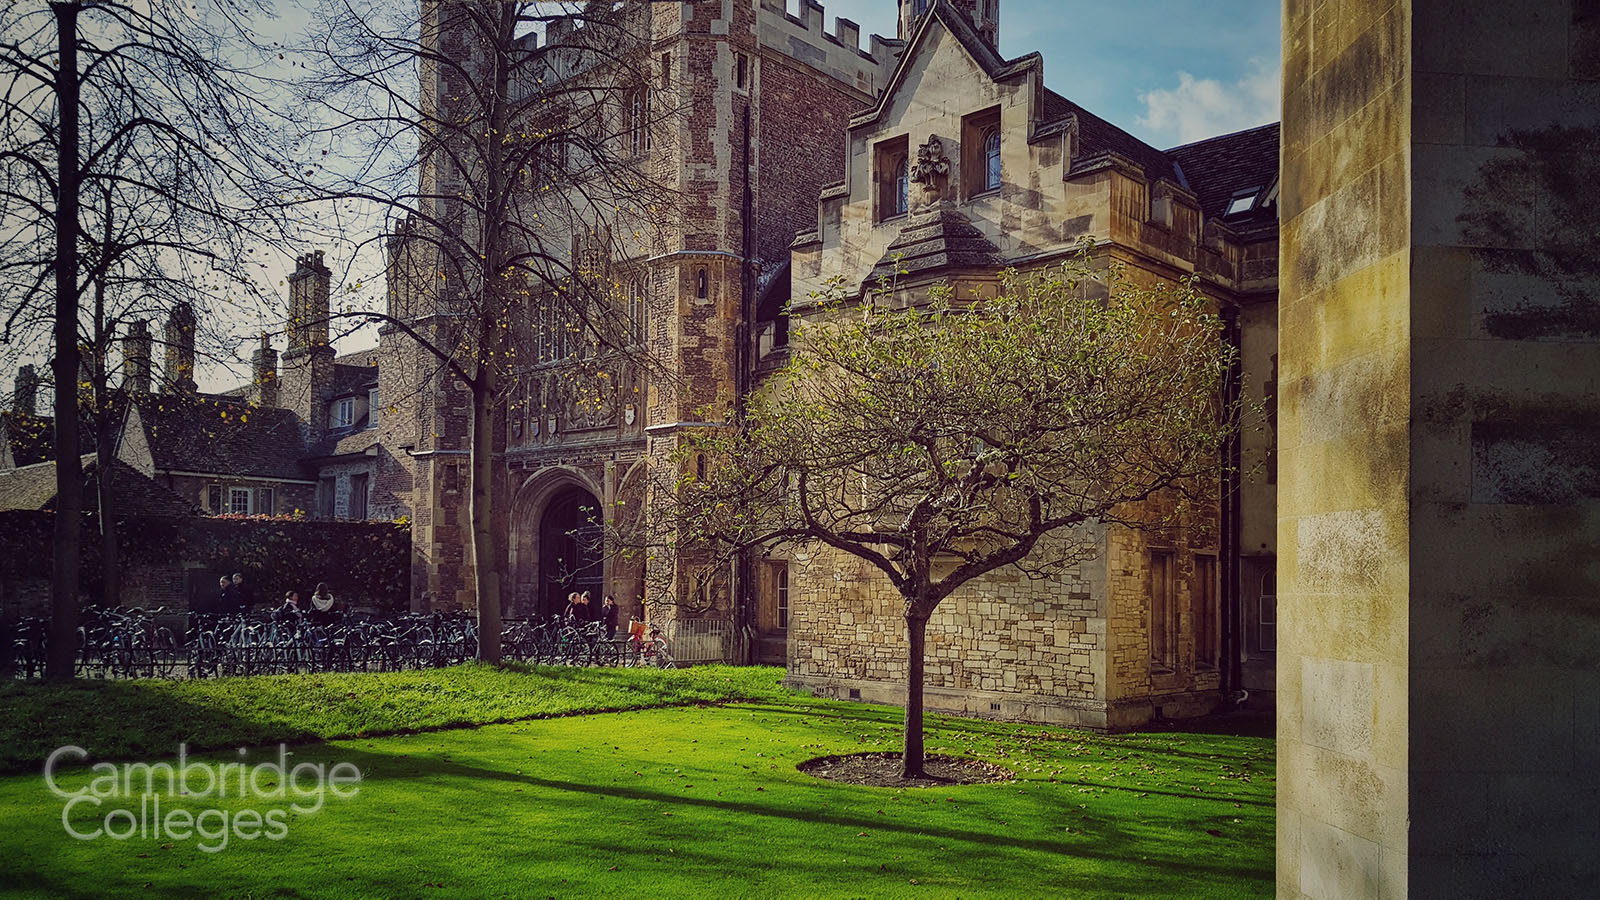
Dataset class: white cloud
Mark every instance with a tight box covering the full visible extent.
[1136,59,1280,146]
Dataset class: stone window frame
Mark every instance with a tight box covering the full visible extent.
[734,51,750,93]
[256,486,275,517]
[206,484,222,514]
[1257,566,1277,653]
[228,486,253,516]
[874,135,911,223]
[776,562,789,630]
[1148,548,1178,673]
[1193,553,1219,670]
[961,106,1003,199]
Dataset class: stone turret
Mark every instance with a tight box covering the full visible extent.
[163,303,197,394]
[122,319,152,394]
[900,0,998,49]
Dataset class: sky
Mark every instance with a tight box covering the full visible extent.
[811,0,1282,148]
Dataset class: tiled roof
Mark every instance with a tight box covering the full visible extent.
[307,426,380,460]
[335,348,378,369]
[132,394,310,481]
[330,363,379,399]
[0,455,197,515]
[1165,122,1281,228]
[1040,89,1179,185]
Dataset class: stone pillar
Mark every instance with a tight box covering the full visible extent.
[1279,1,1600,896]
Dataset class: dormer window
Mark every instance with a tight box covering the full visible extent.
[961,107,1002,199]
[333,397,354,428]
[1225,189,1259,217]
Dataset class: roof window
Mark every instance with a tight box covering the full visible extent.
[1224,189,1259,217]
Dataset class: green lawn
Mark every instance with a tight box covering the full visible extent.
[0,668,1273,898]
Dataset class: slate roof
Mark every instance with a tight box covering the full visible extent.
[1166,122,1281,230]
[330,363,379,399]
[306,425,380,461]
[0,455,198,515]
[1040,89,1180,184]
[132,394,310,481]
[868,208,1004,285]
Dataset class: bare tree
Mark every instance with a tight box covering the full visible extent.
[635,253,1247,777]
[282,0,679,661]
[0,0,290,679]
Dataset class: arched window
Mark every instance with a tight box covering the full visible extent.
[695,268,708,299]
[983,128,1002,192]
[894,156,910,217]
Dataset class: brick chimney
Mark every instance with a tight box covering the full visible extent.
[252,332,279,408]
[280,250,334,430]
[122,319,153,394]
[11,364,38,415]
[163,302,198,394]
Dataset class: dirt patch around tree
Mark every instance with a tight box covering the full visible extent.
[797,752,1012,788]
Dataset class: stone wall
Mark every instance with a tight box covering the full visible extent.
[785,531,1122,729]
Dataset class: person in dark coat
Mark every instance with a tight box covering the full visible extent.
[230,573,254,614]
[600,595,620,639]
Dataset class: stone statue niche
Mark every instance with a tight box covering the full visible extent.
[909,135,952,211]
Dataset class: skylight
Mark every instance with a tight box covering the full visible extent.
[1225,190,1259,217]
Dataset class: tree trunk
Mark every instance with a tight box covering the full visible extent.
[96,418,118,607]
[470,379,502,663]
[45,1,82,682]
[902,610,929,778]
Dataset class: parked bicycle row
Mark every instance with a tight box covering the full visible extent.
[1,607,673,679]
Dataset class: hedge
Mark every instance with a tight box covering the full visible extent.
[0,510,410,611]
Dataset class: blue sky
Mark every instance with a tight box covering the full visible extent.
[812,0,1282,148]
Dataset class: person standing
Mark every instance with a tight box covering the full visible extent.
[600,595,619,639]
[231,573,253,615]
[217,575,235,614]
[309,582,337,625]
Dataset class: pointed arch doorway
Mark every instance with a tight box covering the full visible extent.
[537,485,604,620]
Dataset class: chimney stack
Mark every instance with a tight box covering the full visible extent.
[122,319,152,394]
[286,250,331,353]
[11,364,38,415]
[281,249,335,432]
[252,333,279,408]
[163,302,197,394]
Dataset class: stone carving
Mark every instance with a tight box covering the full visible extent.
[909,136,951,205]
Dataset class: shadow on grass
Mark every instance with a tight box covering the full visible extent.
[317,743,1272,886]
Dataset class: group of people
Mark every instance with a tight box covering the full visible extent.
[215,573,338,625]
[562,591,620,638]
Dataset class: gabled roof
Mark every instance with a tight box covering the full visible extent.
[129,394,310,481]
[306,426,380,461]
[851,1,1178,186]
[0,454,198,515]
[849,0,1041,132]
[1166,122,1281,230]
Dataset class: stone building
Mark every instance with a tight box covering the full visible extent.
[378,0,1280,721]
[771,1,1279,728]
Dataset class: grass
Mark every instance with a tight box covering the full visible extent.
[0,664,793,772]
[0,668,1274,898]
